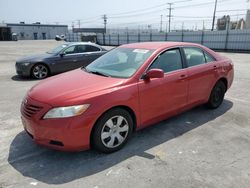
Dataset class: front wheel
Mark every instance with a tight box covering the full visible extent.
[92,108,133,153]
[31,64,49,79]
[206,80,226,109]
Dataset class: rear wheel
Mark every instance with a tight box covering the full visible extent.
[31,64,49,79]
[92,108,133,153]
[206,80,226,109]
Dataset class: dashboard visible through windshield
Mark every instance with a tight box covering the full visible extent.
[85,47,154,78]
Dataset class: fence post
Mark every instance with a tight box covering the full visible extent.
[181,31,184,42]
[109,34,111,46]
[118,34,120,46]
[138,33,140,42]
[127,33,129,44]
[150,33,152,41]
[201,31,204,45]
[225,26,230,51]
[165,32,168,41]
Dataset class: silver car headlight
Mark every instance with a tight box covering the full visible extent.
[43,104,90,119]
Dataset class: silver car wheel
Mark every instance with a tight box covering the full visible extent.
[101,115,129,148]
[32,64,48,79]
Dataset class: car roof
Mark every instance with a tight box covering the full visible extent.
[66,42,100,46]
[120,42,204,50]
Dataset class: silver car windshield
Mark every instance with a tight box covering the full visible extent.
[85,47,154,78]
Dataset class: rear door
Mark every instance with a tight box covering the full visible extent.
[182,47,219,105]
[138,48,188,127]
[78,45,106,67]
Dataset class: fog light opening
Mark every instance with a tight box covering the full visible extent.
[49,140,64,147]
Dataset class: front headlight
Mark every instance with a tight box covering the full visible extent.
[43,104,90,119]
[23,62,30,66]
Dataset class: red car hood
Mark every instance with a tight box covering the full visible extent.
[28,69,126,106]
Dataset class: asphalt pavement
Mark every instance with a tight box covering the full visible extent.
[0,40,250,188]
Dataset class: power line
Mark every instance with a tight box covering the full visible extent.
[109,8,166,19]
[174,0,231,9]
[108,3,167,16]
[217,9,247,12]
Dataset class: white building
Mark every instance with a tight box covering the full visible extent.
[6,22,68,40]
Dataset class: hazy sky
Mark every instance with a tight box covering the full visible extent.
[0,0,248,30]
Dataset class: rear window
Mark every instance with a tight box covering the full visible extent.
[183,47,206,67]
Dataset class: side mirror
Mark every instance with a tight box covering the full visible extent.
[59,52,65,57]
[144,69,164,79]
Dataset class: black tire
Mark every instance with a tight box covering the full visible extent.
[92,108,133,153]
[31,64,49,79]
[206,80,226,109]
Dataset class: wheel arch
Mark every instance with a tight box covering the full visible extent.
[217,77,228,91]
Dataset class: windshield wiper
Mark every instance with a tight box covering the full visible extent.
[83,68,110,77]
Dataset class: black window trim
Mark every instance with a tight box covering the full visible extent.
[62,44,102,56]
[141,47,185,78]
[203,51,216,63]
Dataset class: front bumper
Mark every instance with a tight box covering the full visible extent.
[15,62,33,77]
[21,96,95,152]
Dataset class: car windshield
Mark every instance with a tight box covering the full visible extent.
[85,47,154,78]
[47,44,69,54]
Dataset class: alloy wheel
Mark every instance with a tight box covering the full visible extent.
[32,64,48,79]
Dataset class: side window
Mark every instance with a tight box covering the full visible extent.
[149,49,183,73]
[183,48,206,67]
[76,45,87,53]
[85,45,100,52]
[64,46,76,54]
[204,52,215,63]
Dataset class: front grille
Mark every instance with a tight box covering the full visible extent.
[22,102,42,118]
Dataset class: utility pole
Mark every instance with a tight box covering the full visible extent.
[160,15,163,33]
[167,3,173,32]
[102,14,107,34]
[211,0,218,31]
[77,20,81,29]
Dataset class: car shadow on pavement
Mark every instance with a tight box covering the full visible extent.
[8,100,233,185]
[11,75,37,82]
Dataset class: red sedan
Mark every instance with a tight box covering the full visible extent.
[21,42,234,153]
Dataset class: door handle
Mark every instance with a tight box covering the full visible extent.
[179,74,187,80]
[73,59,77,62]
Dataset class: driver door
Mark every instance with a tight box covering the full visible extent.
[138,48,188,127]
[53,45,82,73]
